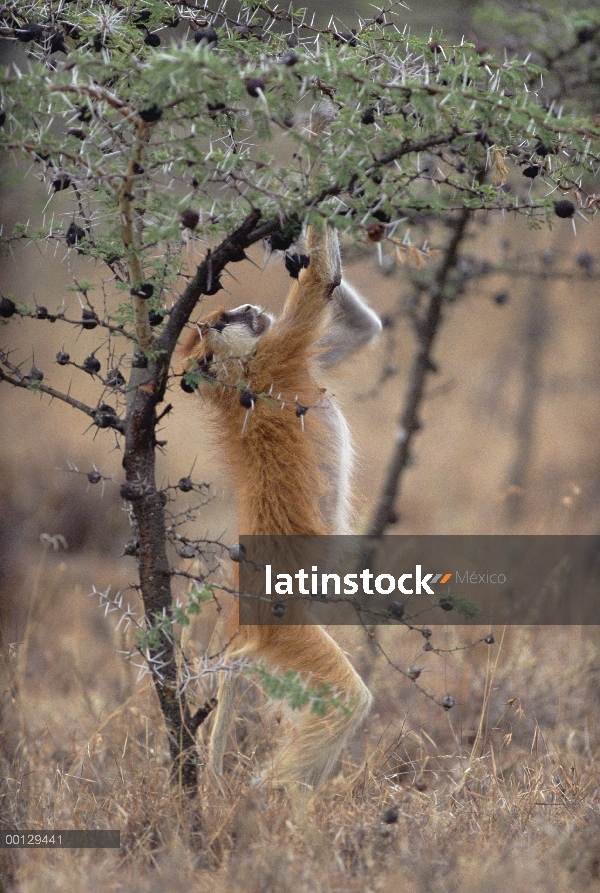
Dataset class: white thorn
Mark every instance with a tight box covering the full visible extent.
[241,409,250,436]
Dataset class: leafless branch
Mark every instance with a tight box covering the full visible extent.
[0,350,124,433]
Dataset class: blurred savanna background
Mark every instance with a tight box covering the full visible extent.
[2,1,600,890]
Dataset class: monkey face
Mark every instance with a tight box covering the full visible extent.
[182,303,274,374]
[213,304,273,340]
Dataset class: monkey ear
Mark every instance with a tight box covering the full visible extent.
[196,322,205,341]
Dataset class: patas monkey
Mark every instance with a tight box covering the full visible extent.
[180,107,381,789]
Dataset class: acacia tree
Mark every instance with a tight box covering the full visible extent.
[1,0,600,791]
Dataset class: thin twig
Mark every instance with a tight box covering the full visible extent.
[0,354,124,431]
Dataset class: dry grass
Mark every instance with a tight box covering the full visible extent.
[3,547,600,892]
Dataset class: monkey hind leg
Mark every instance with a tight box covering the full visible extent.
[259,627,372,790]
[207,669,239,782]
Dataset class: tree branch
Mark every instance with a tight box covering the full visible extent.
[367,207,474,536]
[14,308,136,341]
[0,352,124,432]
[155,207,267,365]
[120,120,153,354]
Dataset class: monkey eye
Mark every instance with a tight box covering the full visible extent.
[211,320,227,333]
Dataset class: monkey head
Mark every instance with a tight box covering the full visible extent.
[182,303,274,379]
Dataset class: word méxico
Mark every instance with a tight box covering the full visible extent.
[455,571,507,584]
[265,565,453,597]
